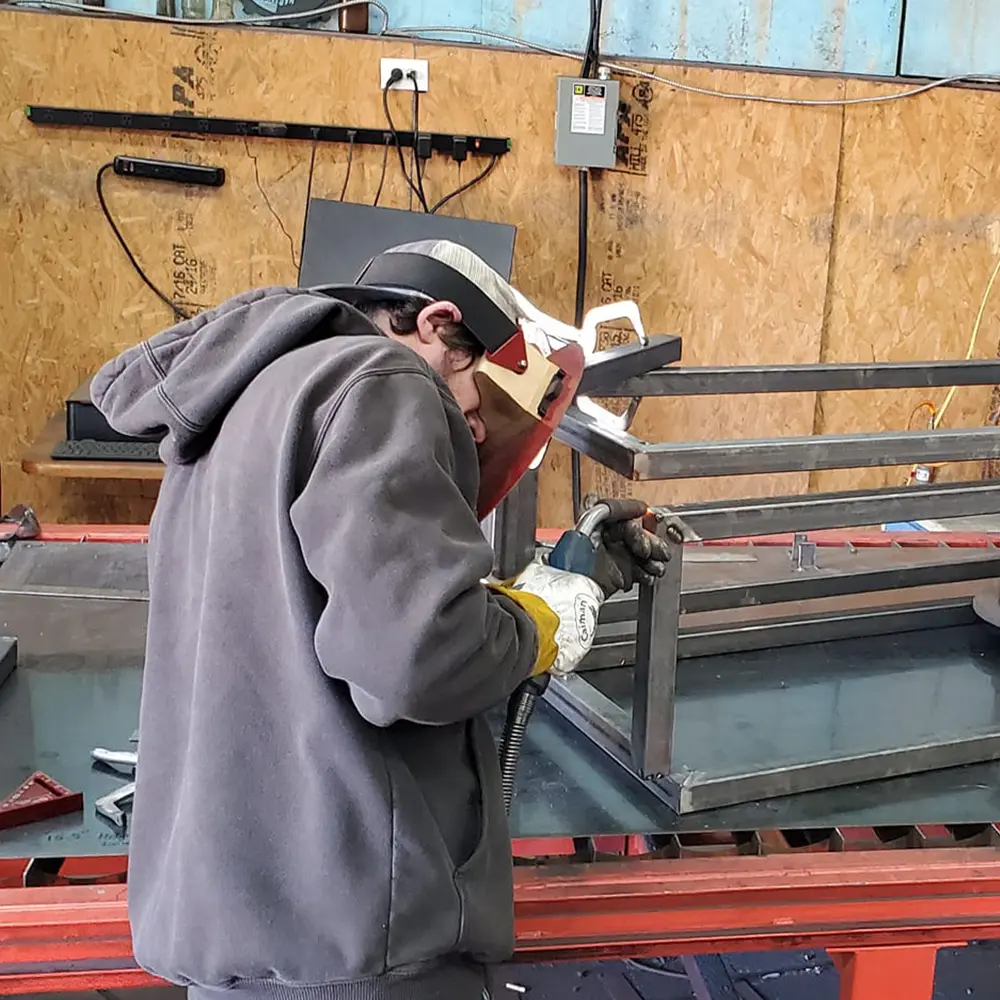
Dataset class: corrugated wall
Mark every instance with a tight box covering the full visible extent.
[85,0,999,80]
[900,0,1000,76]
[387,0,904,75]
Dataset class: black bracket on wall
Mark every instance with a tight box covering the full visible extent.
[25,106,512,158]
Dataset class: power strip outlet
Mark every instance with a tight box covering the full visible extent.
[380,58,429,93]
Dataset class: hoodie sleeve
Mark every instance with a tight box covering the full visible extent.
[289,364,538,727]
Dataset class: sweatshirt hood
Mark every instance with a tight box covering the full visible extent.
[91,287,378,464]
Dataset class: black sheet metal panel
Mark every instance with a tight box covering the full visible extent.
[610,360,1000,397]
[9,543,1000,857]
[0,592,145,859]
[297,200,517,288]
[8,582,1000,851]
[578,622,1000,813]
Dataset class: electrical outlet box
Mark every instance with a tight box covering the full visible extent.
[554,76,620,169]
[380,58,429,93]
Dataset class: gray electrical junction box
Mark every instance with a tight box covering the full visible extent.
[554,76,621,169]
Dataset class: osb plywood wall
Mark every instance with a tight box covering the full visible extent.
[1,10,999,528]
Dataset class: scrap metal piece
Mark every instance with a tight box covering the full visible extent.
[94,780,135,829]
[91,743,138,830]
[91,747,137,773]
[0,505,40,544]
[0,636,15,689]
[973,581,1000,629]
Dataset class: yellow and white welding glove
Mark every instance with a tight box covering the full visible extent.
[489,499,672,677]
[489,563,605,677]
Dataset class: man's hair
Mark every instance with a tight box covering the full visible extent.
[355,296,484,359]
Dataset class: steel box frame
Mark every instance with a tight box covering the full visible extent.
[544,356,1000,814]
[546,532,1000,813]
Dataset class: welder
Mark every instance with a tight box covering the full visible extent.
[91,240,669,1000]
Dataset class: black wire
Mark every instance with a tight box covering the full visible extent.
[96,163,189,321]
[571,0,602,519]
[574,170,589,327]
[372,134,391,206]
[382,78,430,212]
[624,959,689,980]
[338,132,355,201]
[410,75,429,215]
[298,136,320,274]
[428,156,499,215]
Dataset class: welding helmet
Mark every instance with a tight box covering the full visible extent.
[327,239,584,519]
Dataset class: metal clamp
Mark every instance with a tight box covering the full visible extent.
[791,533,818,571]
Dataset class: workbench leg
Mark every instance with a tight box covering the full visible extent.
[833,946,937,1000]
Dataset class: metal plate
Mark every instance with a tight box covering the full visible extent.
[585,622,1000,812]
[0,542,148,599]
[8,543,1000,857]
[0,593,144,858]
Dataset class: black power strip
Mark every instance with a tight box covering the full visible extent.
[26,106,512,159]
[113,155,225,187]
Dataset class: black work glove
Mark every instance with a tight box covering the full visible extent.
[588,498,672,598]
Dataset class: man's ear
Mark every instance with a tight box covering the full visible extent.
[415,300,463,345]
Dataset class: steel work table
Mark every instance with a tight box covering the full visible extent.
[6,535,1000,1000]
[6,543,1000,861]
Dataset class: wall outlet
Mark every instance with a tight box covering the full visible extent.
[380,58,429,93]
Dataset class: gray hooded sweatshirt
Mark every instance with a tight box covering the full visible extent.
[91,287,538,1000]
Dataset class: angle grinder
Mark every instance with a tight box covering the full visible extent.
[498,502,614,813]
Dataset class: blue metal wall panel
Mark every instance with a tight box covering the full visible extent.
[900,0,1000,78]
[388,0,903,76]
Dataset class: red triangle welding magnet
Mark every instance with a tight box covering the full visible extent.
[0,772,84,831]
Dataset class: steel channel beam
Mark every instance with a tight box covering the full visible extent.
[576,335,683,396]
[607,360,1000,397]
[635,427,1000,480]
[544,674,632,759]
[660,730,1000,814]
[555,410,1000,482]
[629,523,683,779]
[600,547,1000,617]
[484,471,540,580]
[552,407,638,478]
[579,598,978,669]
[661,480,1000,539]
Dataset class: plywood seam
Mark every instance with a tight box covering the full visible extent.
[809,99,849,492]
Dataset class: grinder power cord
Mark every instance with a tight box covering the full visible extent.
[495,499,670,811]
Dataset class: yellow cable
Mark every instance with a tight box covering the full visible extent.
[933,250,1000,429]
